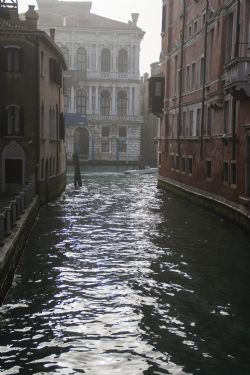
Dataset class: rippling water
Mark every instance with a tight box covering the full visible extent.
[1,167,250,375]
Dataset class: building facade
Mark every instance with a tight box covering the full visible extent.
[150,0,250,222]
[37,0,144,164]
[0,5,66,202]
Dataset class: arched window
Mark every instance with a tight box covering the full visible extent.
[77,48,87,72]
[117,91,127,117]
[101,49,111,72]
[60,46,69,68]
[118,49,128,73]
[76,89,87,114]
[100,91,110,116]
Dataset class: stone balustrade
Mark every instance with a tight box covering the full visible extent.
[0,181,36,246]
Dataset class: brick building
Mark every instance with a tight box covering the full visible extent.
[150,0,250,224]
[0,3,66,202]
[37,0,144,164]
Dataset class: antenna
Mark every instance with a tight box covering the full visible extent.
[0,0,18,10]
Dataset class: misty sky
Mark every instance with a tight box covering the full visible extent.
[19,0,162,74]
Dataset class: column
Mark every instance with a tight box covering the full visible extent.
[113,43,117,72]
[95,86,99,114]
[88,86,92,114]
[129,86,133,116]
[112,86,116,115]
[96,45,98,71]
[70,86,75,113]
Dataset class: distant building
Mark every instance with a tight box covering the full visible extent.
[0,4,66,202]
[37,0,145,164]
[149,0,250,225]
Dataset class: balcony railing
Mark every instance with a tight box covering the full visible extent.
[64,70,140,82]
[224,58,250,87]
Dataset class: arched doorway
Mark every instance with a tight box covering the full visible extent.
[74,127,89,160]
[1,141,25,193]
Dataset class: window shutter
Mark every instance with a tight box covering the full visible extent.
[1,107,8,137]
[20,106,24,136]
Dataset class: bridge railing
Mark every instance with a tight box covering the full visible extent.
[0,181,36,247]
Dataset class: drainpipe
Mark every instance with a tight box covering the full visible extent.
[232,0,241,160]
[36,36,40,195]
[200,0,209,159]
[178,0,186,155]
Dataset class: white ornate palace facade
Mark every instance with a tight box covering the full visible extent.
[37,0,144,163]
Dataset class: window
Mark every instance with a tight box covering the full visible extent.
[206,160,212,179]
[119,126,127,138]
[174,55,178,95]
[207,106,212,136]
[188,157,193,175]
[100,91,110,116]
[5,47,23,73]
[41,158,44,179]
[189,110,194,137]
[102,126,110,137]
[76,90,87,114]
[185,65,190,92]
[171,154,175,170]
[41,51,44,76]
[200,57,205,86]
[188,24,192,38]
[101,49,111,72]
[191,62,196,89]
[182,111,187,137]
[64,90,69,113]
[223,161,229,183]
[77,48,87,72]
[207,29,214,80]
[118,140,126,152]
[118,49,128,73]
[196,108,201,136]
[6,106,23,136]
[224,100,231,134]
[202,12,206,27]
[101,140,110,153]
[117,91,127,117]
[225,13,234,63]
[182,156,186,173]
[41,102,45,139]
[176,155,180,171]
[231,162,237,186]
[194,19,198,34]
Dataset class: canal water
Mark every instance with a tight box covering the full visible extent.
[0,167,250,375]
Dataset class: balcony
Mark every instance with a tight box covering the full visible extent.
[224,58,250,98]
[87,71,140,81]
[65,113,143,125]
[88,114,143,123]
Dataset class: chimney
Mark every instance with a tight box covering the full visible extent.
[25,5,39,29]
[50,28,55,41]
[131,13,139,26]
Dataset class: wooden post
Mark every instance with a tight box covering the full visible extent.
[73,152,82,187]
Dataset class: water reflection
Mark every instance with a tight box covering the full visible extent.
[0,168,250,375]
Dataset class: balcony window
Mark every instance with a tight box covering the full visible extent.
[117,91,127,117]
[76,89,87,114]
[225,12,234,63]
[118,49,128,73]
[100,91,110,116]
[101,49,111,72]
[77,48,87,72]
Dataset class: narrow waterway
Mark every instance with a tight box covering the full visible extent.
[0,167,250,375]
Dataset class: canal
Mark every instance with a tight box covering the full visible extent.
[0,167,250,375]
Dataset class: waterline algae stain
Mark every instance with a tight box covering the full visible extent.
[0,168,250,374]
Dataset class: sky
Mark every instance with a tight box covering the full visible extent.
[19,0,162,74]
